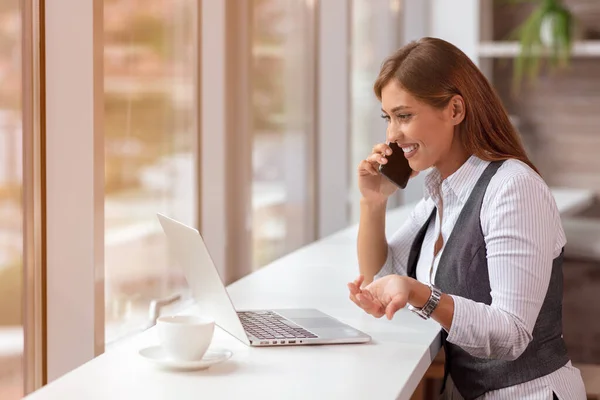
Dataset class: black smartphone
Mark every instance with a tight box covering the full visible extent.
[378,142,412,189]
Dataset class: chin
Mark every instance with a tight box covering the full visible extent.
[407,159,422,171]
[409,159,433,172]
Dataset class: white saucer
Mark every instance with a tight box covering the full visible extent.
[139,346,232,371]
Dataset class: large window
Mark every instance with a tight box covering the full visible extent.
[103,0,197,343]
[249,0,317,269]
[350,0,403,222]
[34,0,412,380]
[0,1,23,398]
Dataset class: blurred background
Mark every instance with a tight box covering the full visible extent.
[1,0,600,398]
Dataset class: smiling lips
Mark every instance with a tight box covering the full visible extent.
[399,143,419,158]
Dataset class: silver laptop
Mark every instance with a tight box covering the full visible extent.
[157,213,371,347]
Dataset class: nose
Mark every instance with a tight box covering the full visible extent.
[386,122,403,143]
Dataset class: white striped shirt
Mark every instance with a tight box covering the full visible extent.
[375,155,586,399]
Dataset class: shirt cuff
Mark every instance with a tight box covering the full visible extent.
[374,246,394,280]
[445,295,475,347]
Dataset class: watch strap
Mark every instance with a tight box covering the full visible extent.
[408,284,442,320]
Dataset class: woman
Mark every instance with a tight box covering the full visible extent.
[347,37,586,400]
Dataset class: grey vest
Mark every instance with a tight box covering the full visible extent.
[407,161,570,400]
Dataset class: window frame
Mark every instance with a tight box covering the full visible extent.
[21,0,46,393]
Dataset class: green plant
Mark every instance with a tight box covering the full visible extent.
[508,0,574,92]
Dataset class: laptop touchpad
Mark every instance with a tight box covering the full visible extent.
[291,317,346,329]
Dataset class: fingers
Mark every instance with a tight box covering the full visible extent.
[358,283,385,317]
[347,282,360,296]
[348,292,361,308]
[348,276,385,318]
[360,289,374,302]
[366,152,388,166]
[349,275,409,320]
[372,143,392,156]
[354,275,364,289]
[358,143,392,176]
[347,284,372,313]
[385,294,408,320]
[347,279,363,309]
[347,275,364,294]
[358,159,379,176]
[356,293,385,318]
[358,153,387,177]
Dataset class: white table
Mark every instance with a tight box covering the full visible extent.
[27,242,443,400]
[24,187,594,400]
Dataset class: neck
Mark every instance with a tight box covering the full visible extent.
[435,140,471,180]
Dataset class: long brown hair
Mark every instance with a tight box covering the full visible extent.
[373,37,539,174]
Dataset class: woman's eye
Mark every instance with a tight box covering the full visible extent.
[397,114,412,120]
[380,114,390,122]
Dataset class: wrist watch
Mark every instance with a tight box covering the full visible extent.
[408,284,442,320]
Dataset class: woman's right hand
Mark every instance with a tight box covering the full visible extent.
[357,143,417,204]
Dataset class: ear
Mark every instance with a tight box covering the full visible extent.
[448,95,466,125]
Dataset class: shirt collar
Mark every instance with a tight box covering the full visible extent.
[423,155,491,205]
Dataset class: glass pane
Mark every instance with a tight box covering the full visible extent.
[350,0,403,223]
[250,0,316,270]
[0,1,24,398]
[104,0,197,343]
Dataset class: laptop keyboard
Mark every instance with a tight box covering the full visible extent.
[238,311,318,340]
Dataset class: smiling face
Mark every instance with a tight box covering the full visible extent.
[380,80,468,178]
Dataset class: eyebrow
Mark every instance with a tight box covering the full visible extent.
[381,105,410,114]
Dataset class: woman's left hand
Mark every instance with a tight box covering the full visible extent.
[347,274,414,320]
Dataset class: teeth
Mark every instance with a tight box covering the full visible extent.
[401,144,418,153]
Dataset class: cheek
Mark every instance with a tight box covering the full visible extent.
[406,119,440,148]
[414,118,453,149]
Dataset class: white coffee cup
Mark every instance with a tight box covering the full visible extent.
[156,315,215,361]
